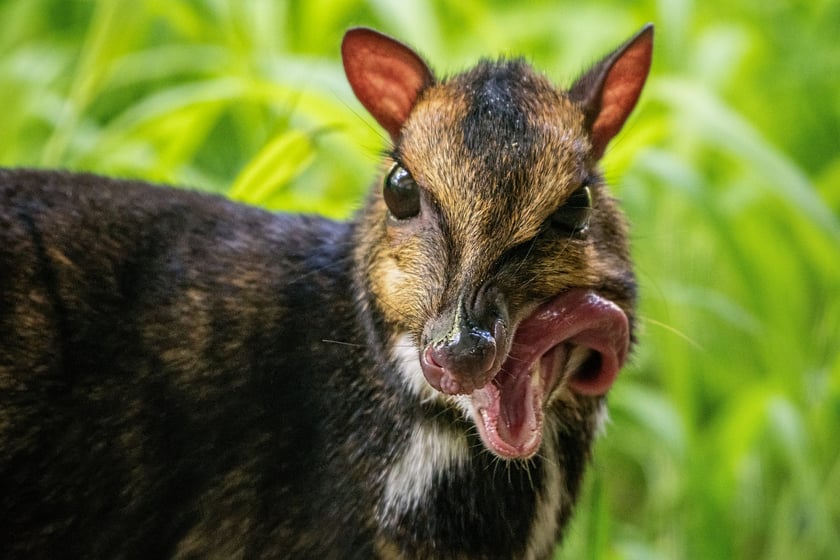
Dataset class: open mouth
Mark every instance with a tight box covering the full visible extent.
[469,289,630,459]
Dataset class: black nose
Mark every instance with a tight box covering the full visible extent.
[420,316,507,395]
[427,325,496,382]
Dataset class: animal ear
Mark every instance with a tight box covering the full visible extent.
[342,28,435,142]
[569,24,654,160]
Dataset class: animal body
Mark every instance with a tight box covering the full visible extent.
[0,25,653,559]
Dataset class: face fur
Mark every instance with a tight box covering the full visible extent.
[344,23,651,460]
[362,60,633,348]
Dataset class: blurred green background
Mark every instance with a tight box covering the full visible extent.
[1,0,838,558]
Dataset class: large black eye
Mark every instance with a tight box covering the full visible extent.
[551,185,592,235]
[384,164,421,220]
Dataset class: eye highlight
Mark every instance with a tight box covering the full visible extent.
[550,185,592,235]
[383,164,421,220]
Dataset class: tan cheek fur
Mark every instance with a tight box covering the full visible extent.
[360,198,448,336]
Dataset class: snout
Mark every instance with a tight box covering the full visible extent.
[421,318,508,394]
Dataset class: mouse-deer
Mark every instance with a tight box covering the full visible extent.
[0,24,653,559]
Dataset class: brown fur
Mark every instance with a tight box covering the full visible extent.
[359,66,632,332]
[0,26,652,559]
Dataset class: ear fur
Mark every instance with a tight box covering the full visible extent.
[569,24,654,160]
[342,28,435,142]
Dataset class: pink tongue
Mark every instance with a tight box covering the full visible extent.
[470,289,629,459]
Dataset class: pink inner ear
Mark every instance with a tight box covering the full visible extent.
[342,28,434,141]
[589,34,653,158]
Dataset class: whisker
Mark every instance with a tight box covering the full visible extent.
[640,315,705,351]
[320,339,365,348]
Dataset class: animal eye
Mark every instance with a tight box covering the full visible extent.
[551,185,592,235]
[383,164,421,220]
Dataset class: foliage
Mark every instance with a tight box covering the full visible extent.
[1,1,838,558]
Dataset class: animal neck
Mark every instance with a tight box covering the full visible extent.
[370,396,572,559]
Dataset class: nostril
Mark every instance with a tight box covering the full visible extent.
[420,327,499,395]
[419,299,509,395]
[448,327,496,375]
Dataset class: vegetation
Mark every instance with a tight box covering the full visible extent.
[2,1,837,558]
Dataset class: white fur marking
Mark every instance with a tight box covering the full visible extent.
[594,401,610,436]
[381,335,471,522]
[380,419,470,522]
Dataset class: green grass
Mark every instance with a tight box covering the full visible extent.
[2,1,838,558]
